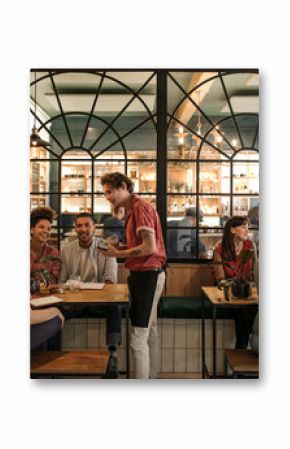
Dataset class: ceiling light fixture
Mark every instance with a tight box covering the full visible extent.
[174,125,188,158]
[30,71,50,148]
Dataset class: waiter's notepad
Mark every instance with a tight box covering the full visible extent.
[30,296,64,308]
[80,282,105,290]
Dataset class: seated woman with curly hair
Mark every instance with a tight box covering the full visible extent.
[30,206,60,288]
[30,207,63,349]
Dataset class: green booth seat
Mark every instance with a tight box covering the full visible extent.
[157,296,236,320]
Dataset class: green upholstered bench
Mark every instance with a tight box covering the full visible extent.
[158,296,236,319]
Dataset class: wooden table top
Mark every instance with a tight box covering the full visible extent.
[31,350,110,375]
[33,283,129,304]
[201,286,259,306]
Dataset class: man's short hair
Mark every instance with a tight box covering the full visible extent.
[75,212,94,224]
[101,172,133,193]
[185,207,204,221]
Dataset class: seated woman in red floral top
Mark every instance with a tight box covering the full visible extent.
[30,207,60,289]
[212,215,258,349]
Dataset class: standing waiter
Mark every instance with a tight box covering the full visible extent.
[99,172,166,379]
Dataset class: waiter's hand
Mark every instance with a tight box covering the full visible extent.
[97,244,121,258]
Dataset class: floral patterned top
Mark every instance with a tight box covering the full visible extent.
[30,243,60,284]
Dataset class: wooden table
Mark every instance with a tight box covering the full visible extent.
[32,284,130,378]
[201,286,259,379]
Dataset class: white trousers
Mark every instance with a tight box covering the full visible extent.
[131,271,165,379]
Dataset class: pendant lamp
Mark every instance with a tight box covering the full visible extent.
[30,71,50,148]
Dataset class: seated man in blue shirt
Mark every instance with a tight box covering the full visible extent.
[167,207,206,259]
[103,206,125,242]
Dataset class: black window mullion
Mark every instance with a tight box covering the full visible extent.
[91,158,94,216]
[157,70,167,243]
[57,159,62,250]
[196,159,200,258]
[230,160,233,216]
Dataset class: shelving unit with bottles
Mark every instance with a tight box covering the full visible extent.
[233,162,259,194]
[59,153,157,214]
[30,146,49,209]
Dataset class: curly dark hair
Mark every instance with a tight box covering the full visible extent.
[101,172,133,193]
[221,215,249,261]
[30,207,55,228]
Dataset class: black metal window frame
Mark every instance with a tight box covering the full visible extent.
[30,68,259,262]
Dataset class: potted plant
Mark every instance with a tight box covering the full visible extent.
[212,248,254,299]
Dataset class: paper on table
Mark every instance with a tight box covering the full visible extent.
[80,282,105,290]
[30,296,64,308]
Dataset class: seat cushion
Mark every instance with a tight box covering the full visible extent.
[158,296,236,319]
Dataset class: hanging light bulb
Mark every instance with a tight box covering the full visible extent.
[30,71,50,148]
[174,125,188,159]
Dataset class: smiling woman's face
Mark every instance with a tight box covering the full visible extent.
[31,219,51,243]
[231,222,249,242]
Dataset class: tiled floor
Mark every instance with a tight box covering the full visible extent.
[61,317,237,377]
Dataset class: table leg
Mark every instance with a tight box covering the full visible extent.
[201,291,205,379]
[212,305,217,378]
[126,304,130,379]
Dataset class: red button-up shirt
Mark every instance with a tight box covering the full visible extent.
[124,195,167,271]
[215,239,254,280]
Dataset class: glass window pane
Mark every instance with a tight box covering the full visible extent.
[94,161,125,192]
[60,230,76,248]
[90,127,124,156]
[198,141,229,160]
[167,71,219,124]
[166,227,206,259]
[167,121,195,159]
[233,150,259,161]
[30,161,59,193]
[83,116,117,152]
[61,160,92,193]
[52,72,100,116]
[235,115,259,150]
[103,71,156,124]
[127,149,156,159]
[61,194,91,214]
[168,162,196,193]
[222,73,259,116]
[30,193,59,214]
[30,146,57,159]
[233,196,259,216]
[93,195,111,214]
[121,120,156,152]
[167,195,196,220]
[199,195,231,227]
[62,149,91,159]
[233,163,259,194]
[127,161,156,193]
[92,149,125,159]
[199,229,224,259]
[199,162,230,194]
[138,195,157,209]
